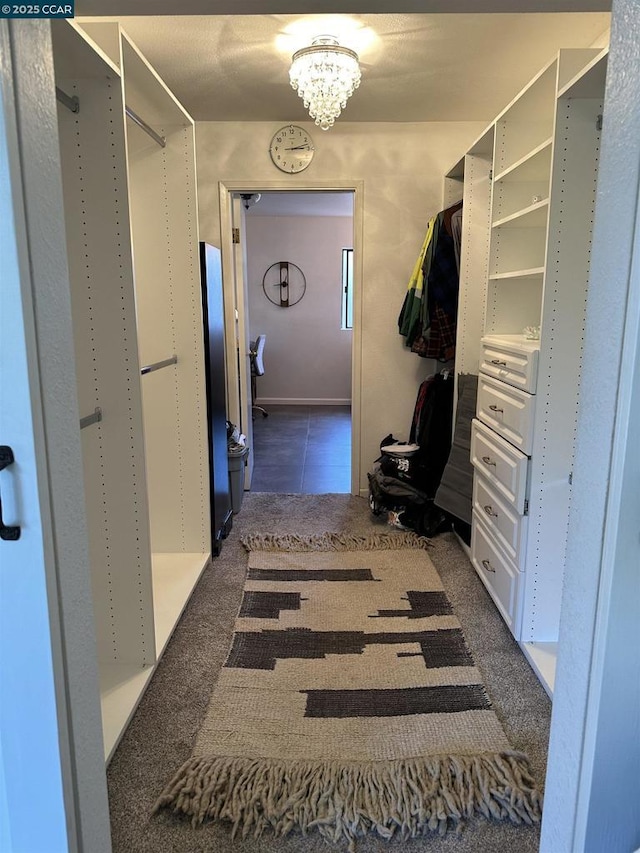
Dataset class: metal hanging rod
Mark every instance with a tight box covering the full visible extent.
[80,407,102,430]
[56,86,79,114]
[140,355,177,376]
[125,106,166,149]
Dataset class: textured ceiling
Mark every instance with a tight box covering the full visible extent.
[80,13,610,123]
[245,192,354,217]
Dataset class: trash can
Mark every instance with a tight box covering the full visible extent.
[228,446,249,515]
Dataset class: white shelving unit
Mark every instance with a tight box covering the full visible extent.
[446,46,608,698]
[122,31,211,616]
[52,21,211,761]
[444,126,494,403]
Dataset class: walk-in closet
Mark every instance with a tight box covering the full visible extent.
[4,7,639,852]
[50,3,609,773]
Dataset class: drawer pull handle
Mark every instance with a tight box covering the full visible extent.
[490,359,507,366]
[482,559,496,573]
[489,404,504,413]
[483,504,498,518]
[481,455,496,466]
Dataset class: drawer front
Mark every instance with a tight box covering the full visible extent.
[471,516,521,637]
[473,475,528,567]
[470,418,529,513]
[477,374,536,455]
[480,339,539,394]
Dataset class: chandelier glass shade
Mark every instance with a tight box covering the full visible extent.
[289,35,361,130]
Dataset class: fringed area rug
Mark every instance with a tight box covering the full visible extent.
[155,532,542,850]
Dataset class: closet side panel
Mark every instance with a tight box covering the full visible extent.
[455,153,492,376]
[127,129,183,553]
[521,95,602,642]
[161,124,209,554]
[443,175,463,208]
[128,122,209,555]
[57,75,155,667]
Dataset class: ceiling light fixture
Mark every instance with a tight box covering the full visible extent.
[289,35,361,131]
[241,193,261,210]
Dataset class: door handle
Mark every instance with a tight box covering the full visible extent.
[481,559,496,573]
[483,504,498,518]
[0,446,21,541]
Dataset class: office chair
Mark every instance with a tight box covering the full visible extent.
[250,335,268,418]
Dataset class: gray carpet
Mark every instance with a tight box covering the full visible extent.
[107,494,551,852]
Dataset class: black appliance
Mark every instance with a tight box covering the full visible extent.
[200,242,233,554]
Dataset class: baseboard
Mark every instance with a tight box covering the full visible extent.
[454,531,471,559]
[256,398,351,406]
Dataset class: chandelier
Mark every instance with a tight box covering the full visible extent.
[289,35,361,130]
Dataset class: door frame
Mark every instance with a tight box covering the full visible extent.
[219,180,364,495]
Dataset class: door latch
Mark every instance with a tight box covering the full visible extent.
[0,446,21,541]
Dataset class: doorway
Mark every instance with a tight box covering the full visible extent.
[220,182,363,495]
[245,191,354,493]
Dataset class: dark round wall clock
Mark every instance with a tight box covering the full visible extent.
[262,261,306,307]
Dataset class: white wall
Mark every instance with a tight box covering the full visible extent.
[246,213,353,404]
[196,120,484,490]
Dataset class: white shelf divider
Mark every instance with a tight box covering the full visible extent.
[520,642,558,698]
[152,552,210,658]
[493,137,553,184]
[489,267,545,280]
[100,663,154,761]
[492,198,549,229]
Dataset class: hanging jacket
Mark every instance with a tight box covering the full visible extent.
[409,202,461,360]
[398,216,437,345]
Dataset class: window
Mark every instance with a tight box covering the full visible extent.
[341,248,354,330]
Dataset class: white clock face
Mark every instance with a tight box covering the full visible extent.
[269,125,314,173]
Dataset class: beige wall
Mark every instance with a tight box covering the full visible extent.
[246,214,353,404]
[196,120,484,491]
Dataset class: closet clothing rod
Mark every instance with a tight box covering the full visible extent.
[125,106,166,149]
[80,407,102,430]
[56,86,79,114]
[140,355,177,376]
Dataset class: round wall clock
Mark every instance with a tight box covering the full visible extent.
[262,261,306,307]
[269,125,315,173]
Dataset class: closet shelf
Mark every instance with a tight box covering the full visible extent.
[152,552,210,659]
[493,137,553,184]
[520,641,557,698]
[482,333,540,351]
[100,663,154,761]
[557,47,608,100]
[489,267,545,281]
[53,19,121,78]
[492,199,549,229]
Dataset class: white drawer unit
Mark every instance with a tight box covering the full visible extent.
[471,516,522,637]
[480,335,540,394]
[477,373,536,455]
[470,418,529,513]
[473,475,528,567]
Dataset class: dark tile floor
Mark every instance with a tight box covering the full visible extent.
[250,405,351,493]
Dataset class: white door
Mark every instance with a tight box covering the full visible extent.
[0,20,110,851]
[0,61,68,853]
[220,191,254,489]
